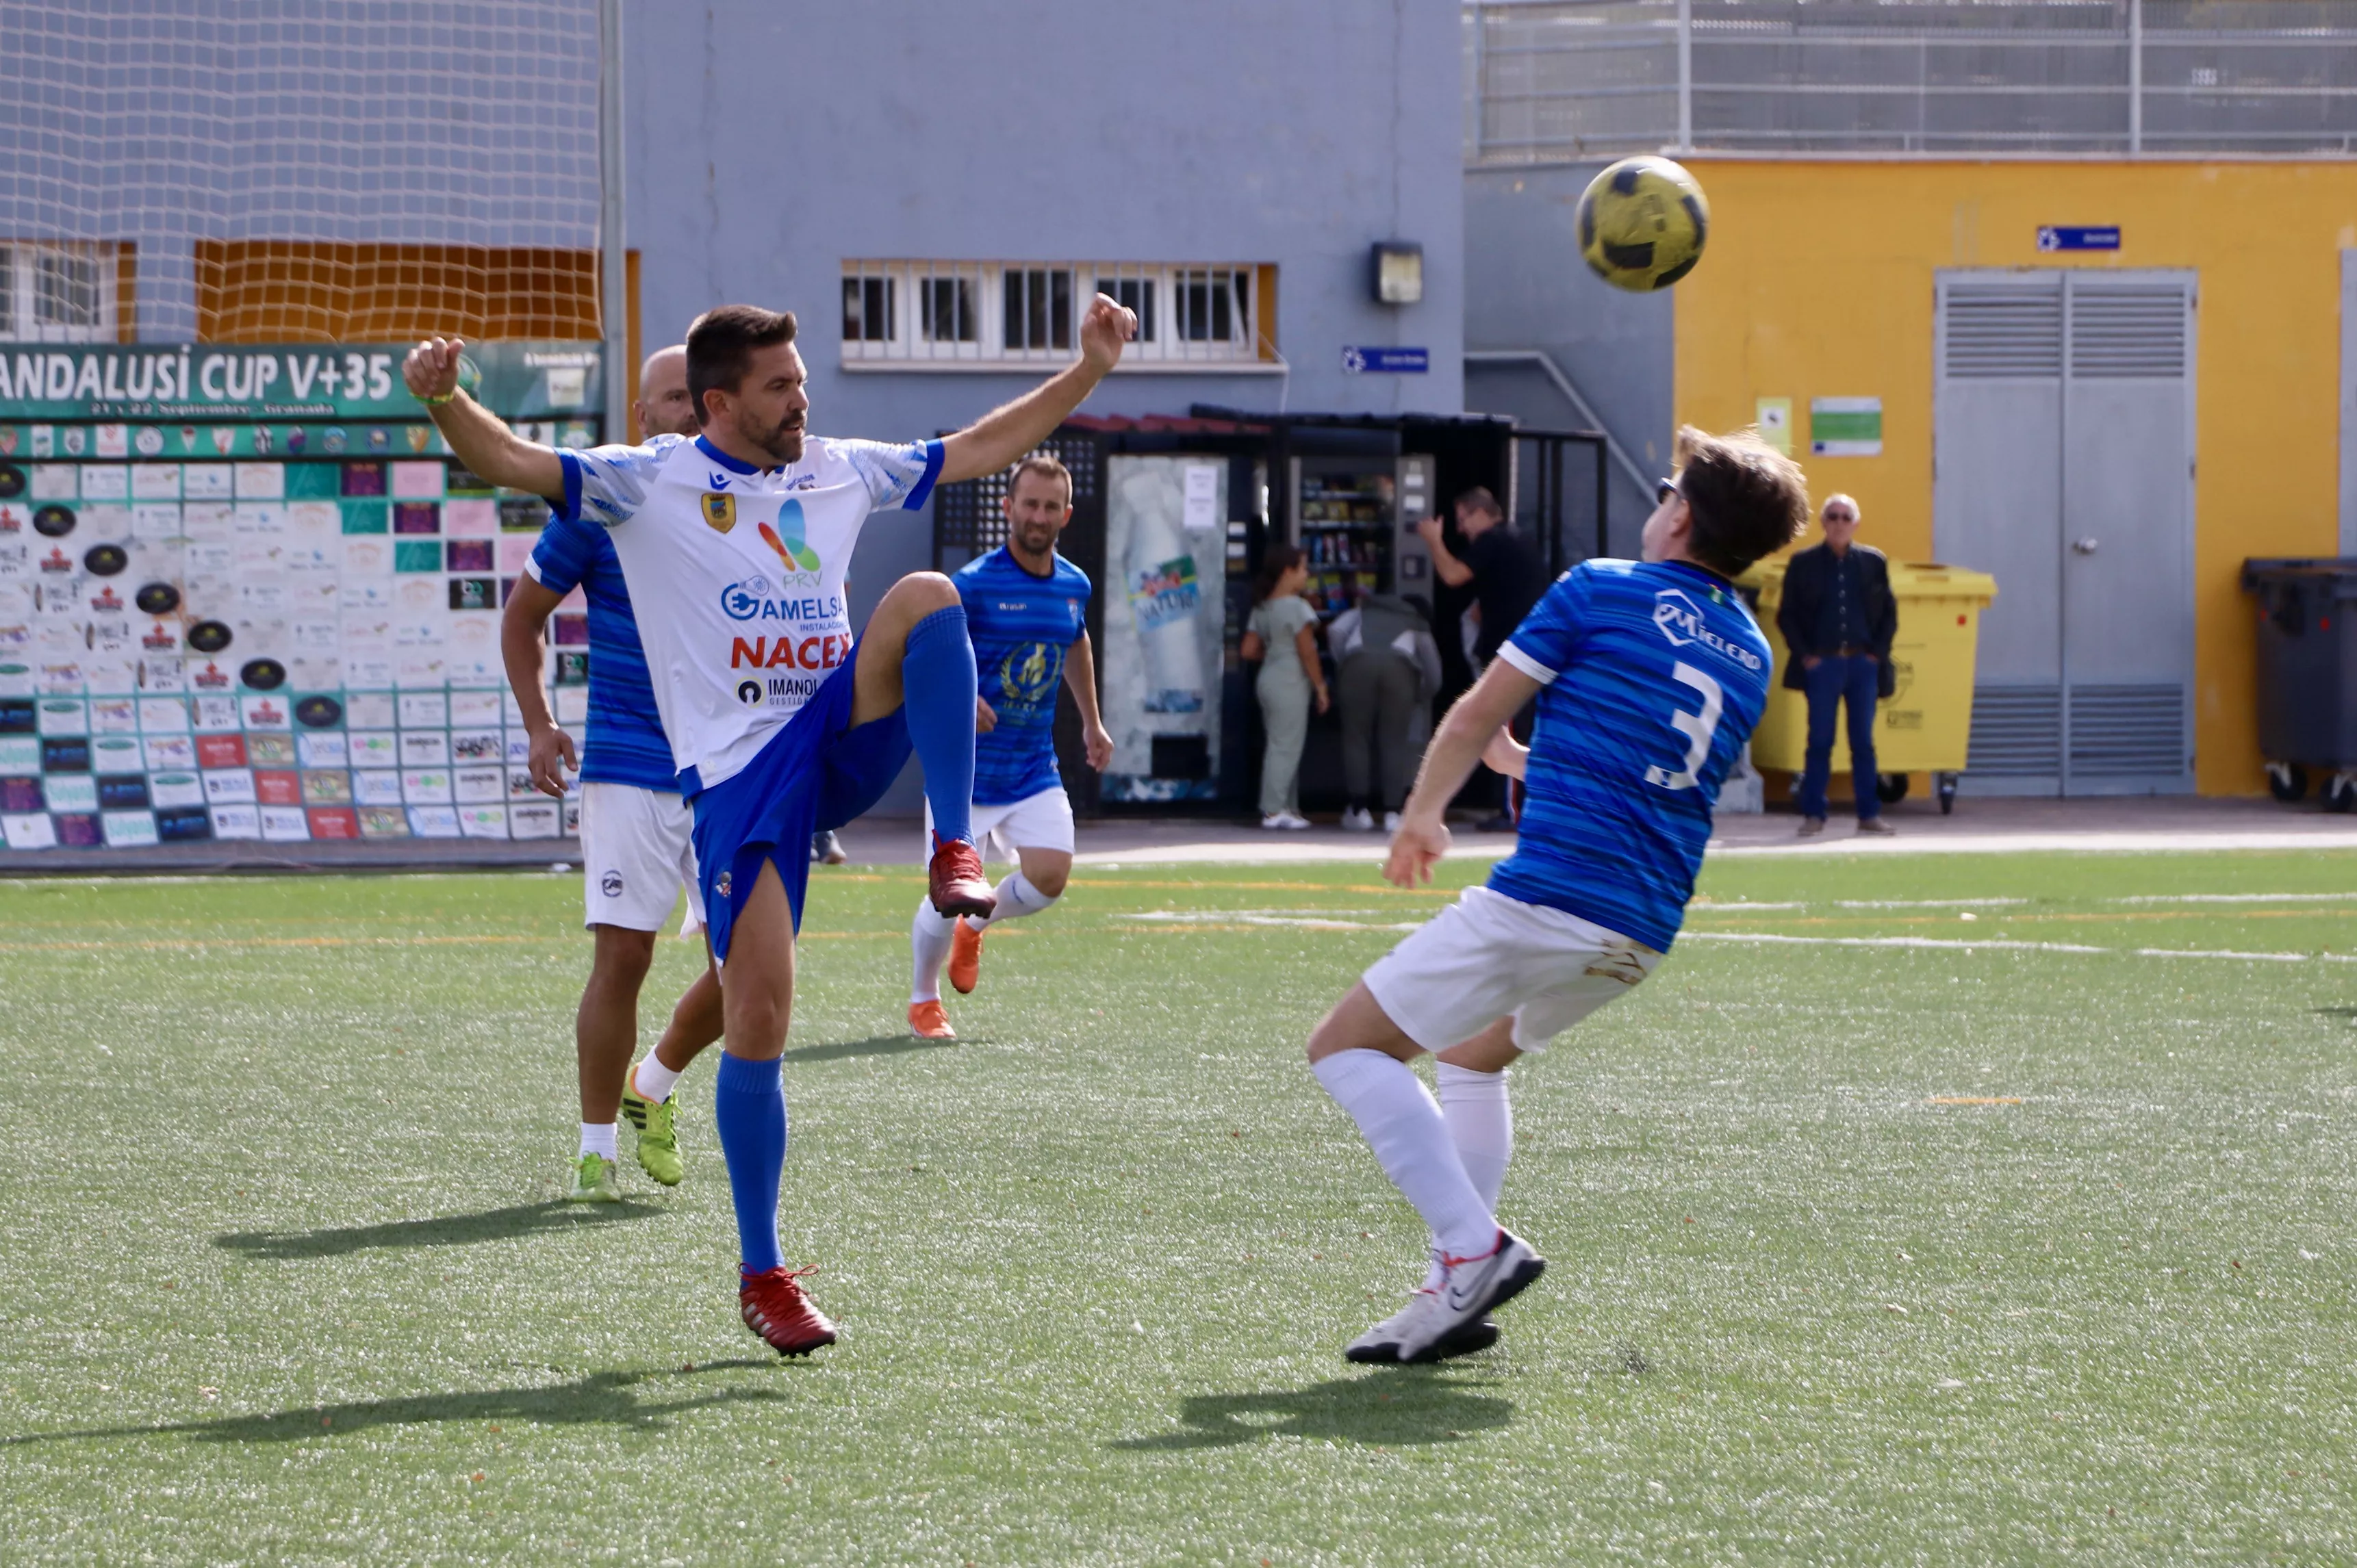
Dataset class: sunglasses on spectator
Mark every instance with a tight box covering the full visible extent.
[1824,509,1857,522]
[1655,476,1682,504]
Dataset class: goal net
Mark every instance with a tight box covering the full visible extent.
[0,4,616,851]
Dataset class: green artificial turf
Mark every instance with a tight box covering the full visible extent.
[2,848,2354,1564]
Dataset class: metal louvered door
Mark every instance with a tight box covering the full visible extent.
[1935,270,2196,796]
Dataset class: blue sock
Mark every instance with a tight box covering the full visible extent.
[902,602,977,846]
[711,1051,787,1277]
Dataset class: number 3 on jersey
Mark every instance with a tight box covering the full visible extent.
[1644,661,1723,791]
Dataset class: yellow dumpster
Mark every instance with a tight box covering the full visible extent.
[1736,558,1998,813]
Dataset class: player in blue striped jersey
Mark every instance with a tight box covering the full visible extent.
[500,344,722,1202]
[907,454,1112,1038]
[1302,426,1811,1365]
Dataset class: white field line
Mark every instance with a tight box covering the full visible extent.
[1114,912,1425,931]
[1683,931,2108,955]
[2109,891,2357,905]
[1831,897,2030,909]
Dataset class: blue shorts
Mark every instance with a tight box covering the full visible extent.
[687,658,912,962]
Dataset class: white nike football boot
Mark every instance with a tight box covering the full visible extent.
[1345,1229,1544,1364]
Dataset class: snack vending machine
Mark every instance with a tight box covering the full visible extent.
[1286,452,1436,624]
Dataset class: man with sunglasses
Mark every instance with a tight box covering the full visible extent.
[1774,492,1898,837]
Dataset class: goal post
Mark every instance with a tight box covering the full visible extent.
[0,4,629,855]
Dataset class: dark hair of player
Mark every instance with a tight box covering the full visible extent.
[1454,486,1503,521]
[685,304,800,427]
[1253,543,1307,604]
[1008,453,1072,503]
[1670,424,1810,578]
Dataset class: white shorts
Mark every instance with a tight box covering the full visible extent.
[1364,884,1661,1054]
[578,781,707,936]
[923,785,1075,861]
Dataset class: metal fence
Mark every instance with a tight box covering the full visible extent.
[1466,0,2357,162]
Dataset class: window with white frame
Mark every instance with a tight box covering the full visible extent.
[841,260,1275,368]
[0,242,120,341]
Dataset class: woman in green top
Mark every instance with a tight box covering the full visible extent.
[1240,545,1329,830]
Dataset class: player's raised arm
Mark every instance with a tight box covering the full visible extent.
[403,336,567,502]
[936,294,1136,485]
[1384,660,1544,888]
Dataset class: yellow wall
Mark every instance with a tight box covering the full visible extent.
[1674,159,2357,795]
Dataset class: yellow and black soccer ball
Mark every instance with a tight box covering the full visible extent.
[1575,155,1709,292]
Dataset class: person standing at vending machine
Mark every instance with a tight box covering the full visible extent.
[1242,545,1327,830]
[1416,489,1543,832]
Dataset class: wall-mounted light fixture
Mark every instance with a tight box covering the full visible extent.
[1371,241,1423,305]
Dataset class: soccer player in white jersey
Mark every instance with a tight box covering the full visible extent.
[404,294,1134,1357]
[1303,427,1808,1365]
[906,454,1113,1039]
[500,344,723,1201]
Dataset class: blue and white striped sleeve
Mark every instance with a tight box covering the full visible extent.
[554,434,680,530]
[834,437,946,514]
[1498,568,1590,686]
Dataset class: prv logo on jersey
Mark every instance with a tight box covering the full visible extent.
[1652,588,1762,671]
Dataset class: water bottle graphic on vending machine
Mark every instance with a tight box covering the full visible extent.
[1116,467,1203,715]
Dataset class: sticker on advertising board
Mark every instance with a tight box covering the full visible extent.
[1,811,56,849]
[148,772,204,808]
[101,809,158,848]
[154,805,212,842]
[356,804,407,838]
[208,804,260,840]
[259,805,309,842]
[306,806,359,839]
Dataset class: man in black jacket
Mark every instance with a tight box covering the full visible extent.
[1774,492,1898,836]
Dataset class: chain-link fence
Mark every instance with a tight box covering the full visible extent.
[1467,0,2357,163]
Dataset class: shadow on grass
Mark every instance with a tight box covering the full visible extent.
[3,1361,786,1448]
[215,1199,661,1260]
[1112,1370,1514,1452]
[782,1033,961,1064]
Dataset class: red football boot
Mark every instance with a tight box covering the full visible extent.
[739,1265,837,1357]
[927,836,995,920]
[947,917,984,994]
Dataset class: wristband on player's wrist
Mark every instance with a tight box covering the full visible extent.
[416,389,457,405]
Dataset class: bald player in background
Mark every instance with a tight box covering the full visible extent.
[500,344,726,1200]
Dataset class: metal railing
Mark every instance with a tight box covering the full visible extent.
[1466,0,2357,162]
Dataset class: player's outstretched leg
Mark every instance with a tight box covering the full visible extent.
[850,573,992,919]
[620,961,724,1185]
[1308,987,1543,1365]
[713,858,837,1357]
[951,846,1067,995]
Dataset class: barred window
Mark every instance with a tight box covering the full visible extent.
[841,274,894,343]
[0,242,120,341]
[841,259,1275,370]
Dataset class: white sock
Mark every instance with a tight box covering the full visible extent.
[975,870,1058,928]
[1435,1062,1512,1209]
[910,894,955,1003]
[630,1055,683,1105]
[1312,1049,1496,1262]
[578,1121,617,1161]
[1427,1062,1513,1289]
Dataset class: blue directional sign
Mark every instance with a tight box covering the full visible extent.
[2037,226,2120,253]
[1340,346,1429,374]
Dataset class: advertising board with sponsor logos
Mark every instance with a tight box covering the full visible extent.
[0,342,602,852]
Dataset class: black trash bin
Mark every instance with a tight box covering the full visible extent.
[2241,556,2357,809]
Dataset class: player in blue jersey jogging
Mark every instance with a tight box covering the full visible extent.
[500,344,723,1202]
[1304,425,1810,1365]
[906,453,1113,1039]
[409,296,1136,1358]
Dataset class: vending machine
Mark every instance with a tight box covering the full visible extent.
[1286,451,1436,622]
